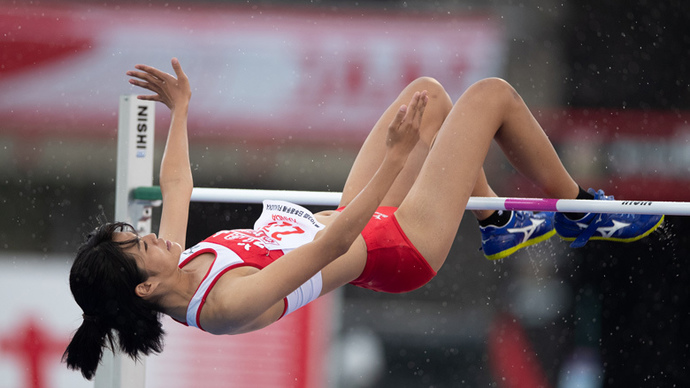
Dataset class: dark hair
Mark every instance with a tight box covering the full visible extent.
[63,222,165,380]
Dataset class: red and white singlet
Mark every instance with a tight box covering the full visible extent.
[179,200,325,331]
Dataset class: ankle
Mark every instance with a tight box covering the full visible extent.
[564,187,594,220]
[479,210,512,227]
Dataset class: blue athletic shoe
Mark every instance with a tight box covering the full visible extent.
[554,188,665,248]
[480,211,556,260]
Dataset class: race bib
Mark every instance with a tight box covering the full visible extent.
[253,200,325,251]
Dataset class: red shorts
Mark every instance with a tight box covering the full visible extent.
[340,206,437,293]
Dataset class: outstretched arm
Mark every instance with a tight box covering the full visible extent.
[126,58,193,247]
[226,91,429,328]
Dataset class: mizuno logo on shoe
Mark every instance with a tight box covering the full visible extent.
[575,220,630,238]
[508,218,545,244]
[596,220,631,238]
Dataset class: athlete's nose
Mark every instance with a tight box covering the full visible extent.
[143,233,158,242]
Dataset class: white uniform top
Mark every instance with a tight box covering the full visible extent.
[179,200,325,330]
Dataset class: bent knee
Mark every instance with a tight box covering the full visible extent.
[408,76,443,92]
[465,77,520,100]
[459,77,523,111]
[407,77,452,106]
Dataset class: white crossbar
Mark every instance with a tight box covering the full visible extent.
[138,186,690,215]
[192,187,342,206]
[467,197,689,216]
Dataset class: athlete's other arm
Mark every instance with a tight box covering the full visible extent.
[222,91,429,329]
[126,58,193,248]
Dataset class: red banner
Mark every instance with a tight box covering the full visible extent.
[506,109,690,200]
[0,3,505,144]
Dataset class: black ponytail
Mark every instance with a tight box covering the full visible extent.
[63,316,112,380]
[63,222,165,380]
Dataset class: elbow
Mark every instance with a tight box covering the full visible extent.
[160,175,193,193]
[159,163,193,186]
[317,223,363,260]
[326,238,355,260]
[310,235,351,264]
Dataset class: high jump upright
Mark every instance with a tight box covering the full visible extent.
[94,95,155,388]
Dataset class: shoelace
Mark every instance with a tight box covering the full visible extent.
[570,189,634,248]
[514,211,528,224]
[592,189,612,201]
[570,213,607,248]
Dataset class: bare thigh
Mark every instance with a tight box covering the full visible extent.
[396,78,578,271]
[339,77,452,209]
[320,81,452,291]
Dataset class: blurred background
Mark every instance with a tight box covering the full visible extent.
[1,0,689,387]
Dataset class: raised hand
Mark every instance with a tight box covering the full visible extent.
[126,58,191,111]
[385,90,428,159]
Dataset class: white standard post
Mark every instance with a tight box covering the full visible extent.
[95,95,155,388]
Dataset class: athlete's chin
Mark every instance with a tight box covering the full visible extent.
[172,241,183,254]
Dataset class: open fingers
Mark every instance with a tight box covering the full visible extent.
[126,64,173,101]
[126,66,162,85]
[125,58,192,109]
[170,57,188,82]
[126,63,175,88]
[126,75,163,101]
[133,64,171,82]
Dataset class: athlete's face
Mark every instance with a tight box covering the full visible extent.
[114,231,182,279]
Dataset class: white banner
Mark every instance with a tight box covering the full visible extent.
[0,4,505,142]
[0,254,335,388]
[0,256,90,388]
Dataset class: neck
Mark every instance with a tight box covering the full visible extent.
[154,267,203,322]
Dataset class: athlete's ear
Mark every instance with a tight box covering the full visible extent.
[135,281,158,299]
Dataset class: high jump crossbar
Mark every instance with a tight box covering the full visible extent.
[133,186,690,216]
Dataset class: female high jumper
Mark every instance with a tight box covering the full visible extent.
[63,58,663,379]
